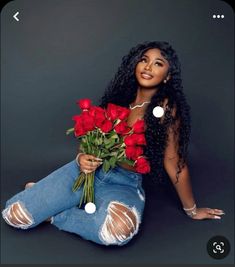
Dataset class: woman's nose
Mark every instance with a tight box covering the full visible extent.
[144,63,152,71]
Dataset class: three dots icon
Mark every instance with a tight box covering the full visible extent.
[212,14,225,19]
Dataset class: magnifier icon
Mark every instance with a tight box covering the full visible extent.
[216,244,222,251]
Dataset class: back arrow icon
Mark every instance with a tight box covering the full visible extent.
[13,12,19,21]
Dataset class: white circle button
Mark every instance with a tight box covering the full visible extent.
[85,202,96,214]
[153,106,164,118]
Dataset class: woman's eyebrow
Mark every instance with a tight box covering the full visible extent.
[142,54,166,63]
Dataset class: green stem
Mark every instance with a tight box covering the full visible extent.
[66,128,74,135]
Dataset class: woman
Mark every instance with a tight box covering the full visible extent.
[2,41,225,246]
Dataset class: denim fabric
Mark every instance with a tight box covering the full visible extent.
[2,159,145,246]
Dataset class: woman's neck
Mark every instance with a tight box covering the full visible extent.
[134,87,158,104]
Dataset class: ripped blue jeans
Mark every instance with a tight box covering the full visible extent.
[2,159,145,246]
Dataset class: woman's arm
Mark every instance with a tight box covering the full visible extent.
[163,121,225,220]
[164,154,195,209]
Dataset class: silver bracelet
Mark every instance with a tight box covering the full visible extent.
[75,153,85,166]
[183,204,197,218]
[183,204,196,211]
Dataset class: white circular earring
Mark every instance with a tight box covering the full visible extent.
[153,106,164,118]
[163,79,167,83]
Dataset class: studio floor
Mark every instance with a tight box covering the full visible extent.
[1,158,234,264]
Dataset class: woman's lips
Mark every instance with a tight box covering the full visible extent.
[141,72,153,80]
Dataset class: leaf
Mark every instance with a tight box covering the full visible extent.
[109,157,116,168]
[110,132,119,139]
[90,135,96,144]
[104,138,110,145]
[105,138,116,149]
[80,142,87,151]
[118,158,135,166]
[100,153,110,158]
[103,159,110,172]
[97,137,103,145]
[110,151,118,157]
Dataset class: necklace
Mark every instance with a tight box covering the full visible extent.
[129,101,150,110]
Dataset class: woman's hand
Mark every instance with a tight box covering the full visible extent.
[77,153,103,174]
[191,207,225,220]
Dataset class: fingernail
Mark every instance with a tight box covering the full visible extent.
[214,216,221,219]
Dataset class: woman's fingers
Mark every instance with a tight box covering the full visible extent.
[79,154,103,173]
[207,208,225,215]
[84,155,103,165]
[80,155,102,165]
[206,214,221,219]
[214,209,225,214]
[206,208,225,219]
[193,207,226,220]
[86,160,102,169]
[86,154,102,162]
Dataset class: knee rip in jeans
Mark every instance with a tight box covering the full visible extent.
[99,201,141,246]
[2,201,34,229]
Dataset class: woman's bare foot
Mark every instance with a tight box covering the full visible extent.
[25,182,36,189]
[24,182,52,223]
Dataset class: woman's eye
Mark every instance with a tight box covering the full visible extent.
[140,58,147,62]
[155,62,163,67]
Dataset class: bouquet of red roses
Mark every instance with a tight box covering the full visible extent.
[66,99,150,208]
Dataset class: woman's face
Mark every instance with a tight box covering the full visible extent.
[135,48,170,89]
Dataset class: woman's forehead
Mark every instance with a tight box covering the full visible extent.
[142,48,169,63]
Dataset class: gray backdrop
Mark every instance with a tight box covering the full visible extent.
[1,0,234,264]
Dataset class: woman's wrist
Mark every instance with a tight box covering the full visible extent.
[183,203,197,218]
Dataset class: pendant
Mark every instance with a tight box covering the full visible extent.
[152,106,164,118]
[85,202,96,214]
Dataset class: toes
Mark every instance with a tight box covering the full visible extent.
[25,182,35,189]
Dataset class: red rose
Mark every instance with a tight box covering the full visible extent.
[114,121,131,135]
[132,119,145,133]
[125,146,143,160]
[124,135,137,146]
[133,133,146,145]
[95,119,104,128]
[125,146,136,160]
[100,119,113,133]
[118,107,130,120]
[73,116,87,136]
[135,157,151,174]
[81,112,95,131]
[88,106,106,127]
[106,103,119,121]
[74,124,87,136]
[95,112,106,127]
[72,115,81,122]
[77,99,92,110]
[89,106,105,117]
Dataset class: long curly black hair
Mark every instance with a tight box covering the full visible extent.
[99,41,191,184]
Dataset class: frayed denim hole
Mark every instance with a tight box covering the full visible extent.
[2,201,34,229]
[98,201,141,246]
